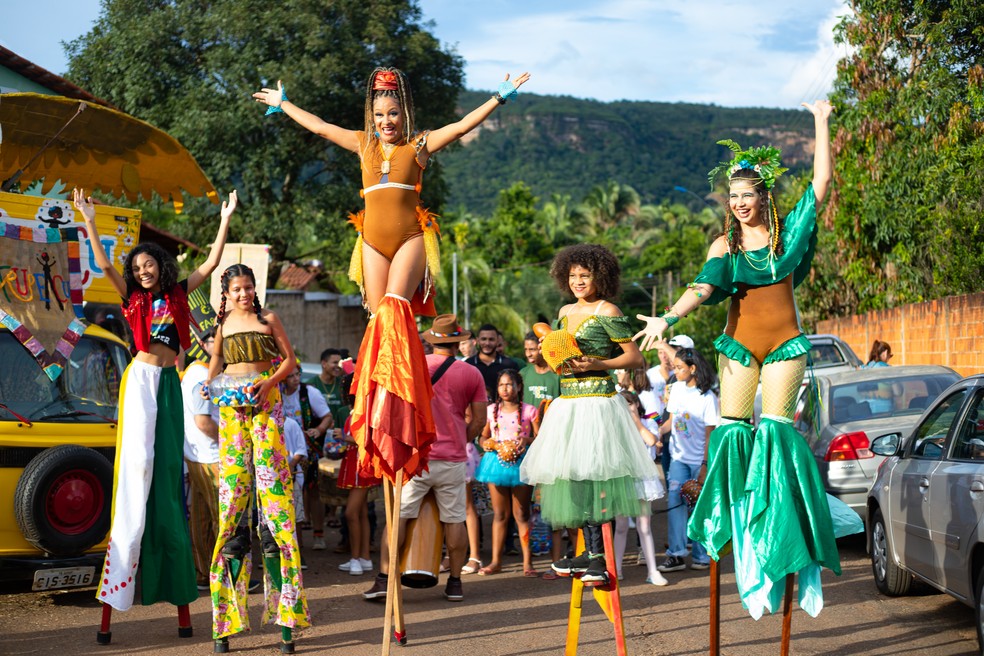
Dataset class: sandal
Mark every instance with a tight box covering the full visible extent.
[439,556,450,574]
[541,570,560,581]
[523,569,540,578]
[460,558,482,575]
[477,564,501,576]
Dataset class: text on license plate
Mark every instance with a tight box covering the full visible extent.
[32,566,95,591]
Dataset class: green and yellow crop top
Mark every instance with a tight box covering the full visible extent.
[222,331,280,365]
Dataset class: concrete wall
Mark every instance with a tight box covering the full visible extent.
[816,292,984,377]
[265,290,368,362]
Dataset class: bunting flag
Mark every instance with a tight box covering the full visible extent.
[0,221,86,380]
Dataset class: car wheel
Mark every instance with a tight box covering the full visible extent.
[13,445,113,556]
[870,507,912,596]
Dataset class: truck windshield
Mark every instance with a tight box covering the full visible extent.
[0,331,128,422]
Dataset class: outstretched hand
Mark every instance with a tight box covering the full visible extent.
[801,99,834,121]
[252,80,284,108]
[505,72,531,91]
[633,314,668,352]
[220,190,238,221]
[72,188,97,222]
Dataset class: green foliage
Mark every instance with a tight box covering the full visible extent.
[803,0,984,319]
[437,91,814,214]
[64,0,463,280]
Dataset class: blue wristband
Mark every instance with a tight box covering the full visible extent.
[497,81,518,102]
[265,86,288,116]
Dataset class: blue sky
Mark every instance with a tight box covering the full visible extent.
[2,0,850,108]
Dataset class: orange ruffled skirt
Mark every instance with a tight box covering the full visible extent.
[350,294,436,483]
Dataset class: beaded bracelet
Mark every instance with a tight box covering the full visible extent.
[265,86,289,116]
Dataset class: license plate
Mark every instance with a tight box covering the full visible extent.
[32,566,95,591]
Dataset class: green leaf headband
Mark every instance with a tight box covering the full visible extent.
[707,139,788,190]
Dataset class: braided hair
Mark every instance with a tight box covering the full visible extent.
[122,242,178,297]
[491,369,526,439]
[722,168,786,257]
[217,264,268,326]
[361,67,416,157]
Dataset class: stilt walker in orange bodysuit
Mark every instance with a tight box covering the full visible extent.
[254,66,530,653]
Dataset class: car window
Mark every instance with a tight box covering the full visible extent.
[829,374,957,422]
[905,388,969,460]
[951,389,984,461]
[810,344,843,367]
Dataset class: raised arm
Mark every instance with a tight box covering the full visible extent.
[187,190,236,293]
[427,73,531,154]
[802,99,833,204]
[73,188,127,298]
[253,80,361,153]
[633,238,726,351]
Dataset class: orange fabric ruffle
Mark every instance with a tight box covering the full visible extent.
[350,295,436,483]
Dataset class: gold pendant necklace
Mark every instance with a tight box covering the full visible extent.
[380,142,396,175]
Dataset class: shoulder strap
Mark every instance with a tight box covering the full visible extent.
[431,356,456,385]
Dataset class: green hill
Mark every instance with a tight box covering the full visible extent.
[435,90,816,212]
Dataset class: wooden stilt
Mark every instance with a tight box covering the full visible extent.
[709,558,720,656]
[176,603,193,638]
[600,522,628,656]
[381,472,406,655]
[780,574,794,656]
[564,526,628,655]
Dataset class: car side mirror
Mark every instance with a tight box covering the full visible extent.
[871,433,902,456]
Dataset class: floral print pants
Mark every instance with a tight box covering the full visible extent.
[210,384,309,639]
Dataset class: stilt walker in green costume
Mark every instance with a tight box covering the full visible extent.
[635,100,862,653]
[74,188,236,645]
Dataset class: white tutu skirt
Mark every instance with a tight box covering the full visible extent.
[521,394,661,527]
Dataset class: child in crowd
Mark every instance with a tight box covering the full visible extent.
[613,391,668,586]
[658,347,719,573]
[475,369,540,576]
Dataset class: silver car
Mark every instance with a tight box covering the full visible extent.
[794,365,960,519]
[867,374,984,649]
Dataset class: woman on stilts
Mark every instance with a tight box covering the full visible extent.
[253,66,529,647]
[635,100,862,648]
[74,188,235,643]
[205,264,309,653]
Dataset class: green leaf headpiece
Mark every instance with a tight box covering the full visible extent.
[707,140,788,190]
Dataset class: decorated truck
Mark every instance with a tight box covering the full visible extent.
[0,91,217,590]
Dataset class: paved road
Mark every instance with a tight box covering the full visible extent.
[1,508,980,656]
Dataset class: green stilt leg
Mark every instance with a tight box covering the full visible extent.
[264,554,294,653]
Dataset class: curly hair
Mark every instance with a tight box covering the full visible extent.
[549,243,621,300]
[122,242,178,298]
[217,264,268,326]
[721,168,786,257]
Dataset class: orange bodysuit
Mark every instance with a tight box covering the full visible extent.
[358,131,428,260]
[724,275,801,365]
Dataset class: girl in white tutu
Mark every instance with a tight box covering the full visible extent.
[520,244,660,586]
[475,369,541,576]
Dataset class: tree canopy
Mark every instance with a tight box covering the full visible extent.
[65,0,464,275]
[803,0,984,320]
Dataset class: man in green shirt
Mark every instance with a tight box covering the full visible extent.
[309,348,351,426]
[519,331,560,407]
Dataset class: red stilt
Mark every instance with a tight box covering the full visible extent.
[709,558,720,656]
[177,603,193,638]
[96,603,112,644]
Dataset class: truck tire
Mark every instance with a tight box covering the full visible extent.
[13,445,113,556]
